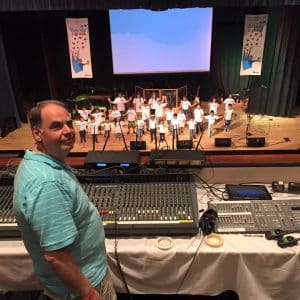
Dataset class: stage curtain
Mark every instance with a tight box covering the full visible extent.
[210,8,250,99]
[0,0,300,11]
[0,24,21,136]
[247,6,300,117]
[210,7,300,117]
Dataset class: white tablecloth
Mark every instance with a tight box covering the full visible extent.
[1,234,300,300]
[1,187,300,300]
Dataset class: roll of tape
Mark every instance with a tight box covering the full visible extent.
[204,233,224,248]
[156,237,174,250]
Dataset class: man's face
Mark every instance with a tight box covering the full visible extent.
[33,104,75,161]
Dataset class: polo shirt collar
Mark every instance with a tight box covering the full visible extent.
[24,150,71,171]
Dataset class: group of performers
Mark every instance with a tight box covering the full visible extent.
[73,91,237,148]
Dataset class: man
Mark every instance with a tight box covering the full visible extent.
[13,100,116,300]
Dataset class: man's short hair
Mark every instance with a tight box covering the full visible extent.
[29,100,68,129]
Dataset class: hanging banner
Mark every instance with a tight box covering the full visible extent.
[240,14,268,76]
[65,18,93,78]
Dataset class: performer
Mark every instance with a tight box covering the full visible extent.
[224,103,235,132]
[165,106,174,134]
[13,100,116,300]
[136,115,145,141]
[103,117,112,138]
[187,117,196,140]
[149,114,157,143]
[125,105,137,134]
[110,105,121,125]
[108,92,131,115]
[177,110,186,135]
[75,104,93,121]
[180,95,193,117]
[223,94,236,110]
[132,92,144,113]
[205,110,219,138]
[193,104,204,134]
[89,116,100,145]
[208,97,219,115]
[78,116,88,148]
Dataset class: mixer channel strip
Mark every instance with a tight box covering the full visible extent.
[82,180,199,236]
[208,200,300,233]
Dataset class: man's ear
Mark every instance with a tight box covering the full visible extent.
[32,127,42,142]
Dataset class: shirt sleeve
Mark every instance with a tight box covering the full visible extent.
[28,181,77,251]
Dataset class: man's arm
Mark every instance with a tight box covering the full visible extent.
[44,247,102,300]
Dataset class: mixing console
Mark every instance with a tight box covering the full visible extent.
[0,179,19,237]
[208,200,300,233]
[82,179,199,236]
[0,173,199,237]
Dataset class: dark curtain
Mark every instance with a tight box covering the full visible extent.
[0,0,300,11]
[210,8,250,98]
[248,6,300,116]
[209,7,300,116]
[0,23,21,136]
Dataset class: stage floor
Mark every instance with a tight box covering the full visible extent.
[1,104,300,153]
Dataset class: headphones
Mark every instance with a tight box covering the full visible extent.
[199,208,218,235]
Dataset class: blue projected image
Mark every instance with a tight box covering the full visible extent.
[109,8,213,74]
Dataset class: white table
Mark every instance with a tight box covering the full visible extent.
[1,188,300,300]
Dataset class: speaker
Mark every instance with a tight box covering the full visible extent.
[214,138,231,147]
[130,141,146,150]
[177,139,193,149]
[247,137,265,147]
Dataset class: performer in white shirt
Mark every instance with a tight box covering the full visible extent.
[177,110,186,135]
[108,92,131,114]
[110,105,121,124]
[132,92,144,113]
[141,102,150,130]
[77,116,88,147]
[205,110,219,138]
[224,103,234,132]
[165,107,174,133]
[154,98,167,124]
[223,94,236,110]
[208,97,219,115]
[187,117,196,140]
[136,116,145,141]
[180,96,193,117]
[193,104,204,134]
[75,104,93,121]
[89,116,100,144]
[149,115,157,143]
[103,117,112,138]
[126,106,137,134]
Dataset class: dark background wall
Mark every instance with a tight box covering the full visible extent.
[0,4,300,134]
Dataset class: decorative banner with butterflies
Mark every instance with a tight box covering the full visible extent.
[240,14,268,76]
[65,18,93,78]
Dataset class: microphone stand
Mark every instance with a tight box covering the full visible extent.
[102,131,110,151]
[154,123,158,150]
[119,119,128,151]
[172,125,175,150]
[92,125,96,151]
[195,132,204,151]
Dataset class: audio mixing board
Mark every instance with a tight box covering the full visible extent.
[0,173,199,237]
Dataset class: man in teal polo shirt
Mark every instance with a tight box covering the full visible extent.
[13,100,116,300]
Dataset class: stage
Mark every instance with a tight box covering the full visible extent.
[1,103,300,170]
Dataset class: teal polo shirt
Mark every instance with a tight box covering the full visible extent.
[13,150,107,299]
